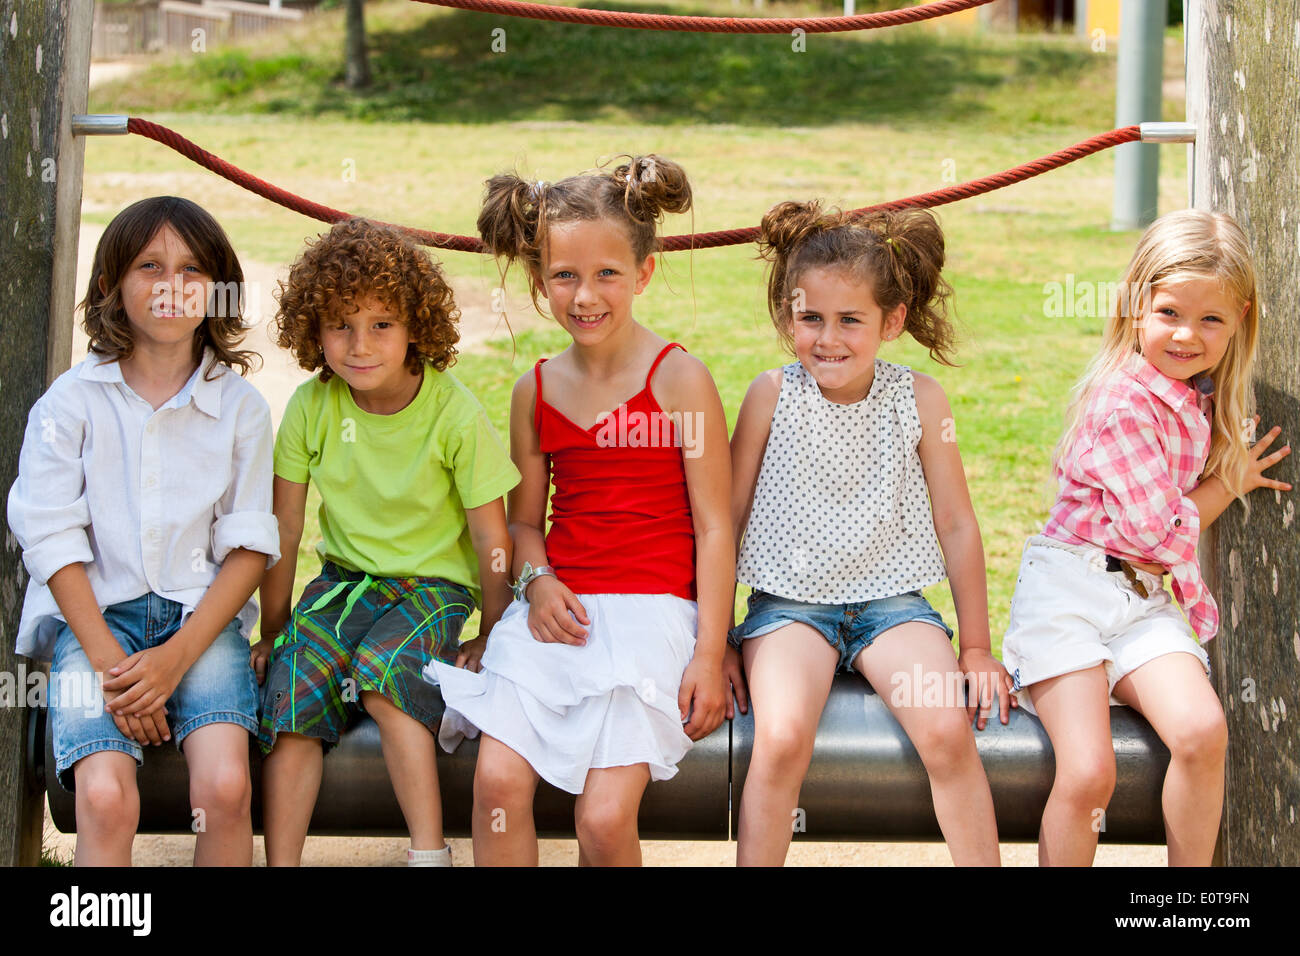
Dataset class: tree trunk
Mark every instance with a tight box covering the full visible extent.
[345,0,372,90]
[0,0,93,866]
[1190,0,1300,865]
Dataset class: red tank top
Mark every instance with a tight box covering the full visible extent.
[534,342,696,601]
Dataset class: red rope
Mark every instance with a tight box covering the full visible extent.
[411,0,996,33]
[126,118,1140,253]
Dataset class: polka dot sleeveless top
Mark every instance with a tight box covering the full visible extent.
[736,359,947,604]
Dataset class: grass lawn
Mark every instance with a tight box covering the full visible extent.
[84,0,1193,652]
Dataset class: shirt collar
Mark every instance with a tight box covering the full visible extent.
[78,348,224,419]
[1126,352,1199,414]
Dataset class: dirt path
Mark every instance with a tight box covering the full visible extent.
[43,798,1164,866]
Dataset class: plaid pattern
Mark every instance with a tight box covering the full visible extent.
[1043,354,1217,641]
[258,562,473,753]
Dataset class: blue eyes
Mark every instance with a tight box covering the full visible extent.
[553,269,617,279]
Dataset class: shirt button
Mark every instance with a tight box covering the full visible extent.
[145,475,158,489]
[1173,518,1182,527]
[146,423,156,435]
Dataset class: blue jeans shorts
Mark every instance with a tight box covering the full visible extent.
[50,592,258,792]
[729,589,954,672]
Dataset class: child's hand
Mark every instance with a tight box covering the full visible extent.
[1244,418,1292,494]
[103,683,171,745]
[102,641,186,718]
[679,658,726,741]
[249,636,276,685]
[721,644,749,719]
[455,635,488,673]
[957,648,1016,730]
[525,576,590,646]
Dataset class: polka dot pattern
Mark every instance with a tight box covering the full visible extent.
[736,360,948,603]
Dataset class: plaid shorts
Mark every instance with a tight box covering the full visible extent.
[258,562,474,754]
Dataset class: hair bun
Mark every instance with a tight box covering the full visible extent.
[759,200,830,261]
[477,173,542,265]
[616,154,693,223]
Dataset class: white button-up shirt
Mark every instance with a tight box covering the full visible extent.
[7,349,281,661]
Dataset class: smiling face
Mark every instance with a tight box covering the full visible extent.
[536,219,655,345]
[319,294,420,412]
[788,266,906,404]
[111,223,211,354]
[1137,275,1247,381]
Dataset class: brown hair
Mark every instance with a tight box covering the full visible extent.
[476,154,692,310]
[275,218,460,381]
[758,201,957,366]
[81,196,257,377]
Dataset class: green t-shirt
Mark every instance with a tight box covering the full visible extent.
[274,365,520,605]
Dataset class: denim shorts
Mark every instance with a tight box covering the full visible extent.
[729,589,954,672]
[50,592,258,792]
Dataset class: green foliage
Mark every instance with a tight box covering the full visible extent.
[93,0,1114,132]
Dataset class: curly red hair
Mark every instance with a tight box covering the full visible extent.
[275,218,460,380]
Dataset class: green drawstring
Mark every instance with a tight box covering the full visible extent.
[273,572,376,651]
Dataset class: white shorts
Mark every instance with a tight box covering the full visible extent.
[1002,536,1210,716]
[424,593,698,795]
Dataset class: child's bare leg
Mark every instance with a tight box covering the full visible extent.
[473,734,540,865]
[361,691,443,850]
[1113,653,1226,866]
[72,751,139,866]
[182,723,253,866]
[855,622,1001,866]
[574,764,650,867]
[735,624,838,866]
[261,731,323,866]
[1029,665,1114,866]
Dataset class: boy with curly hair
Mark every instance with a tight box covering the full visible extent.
[252,219,519,866]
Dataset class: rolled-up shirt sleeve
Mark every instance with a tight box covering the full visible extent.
[211,395,280,568]
[1075,409,1201,569]
[6,393,94,587]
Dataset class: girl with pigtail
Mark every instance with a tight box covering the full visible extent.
[729,201,1009,866]
[427,155,744,866]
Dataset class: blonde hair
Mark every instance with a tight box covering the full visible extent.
[1055,209,1259,498]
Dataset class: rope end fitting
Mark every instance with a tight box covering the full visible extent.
[72,114,129,136]
[1140,122,1196,144]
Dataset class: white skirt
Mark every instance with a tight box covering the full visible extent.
[424,593,698,794]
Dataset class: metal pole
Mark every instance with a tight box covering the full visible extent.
[1111,0,1167,229]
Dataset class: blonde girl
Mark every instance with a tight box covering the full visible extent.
[1003,209,1291,866]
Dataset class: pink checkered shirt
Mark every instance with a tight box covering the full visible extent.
[1043,353,1217,641]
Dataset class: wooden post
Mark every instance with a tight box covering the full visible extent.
[1189,0,1300,865]
[0,0,93,865]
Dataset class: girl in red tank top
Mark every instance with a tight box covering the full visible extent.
[426,155,745,866]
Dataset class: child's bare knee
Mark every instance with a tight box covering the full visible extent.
[474,759,532,812]
[190,763,252,820]
[1053,752,1117,808]
[752,723,816,776]
[908,710,975,773]
[575,799,636,854]
[76,767,140,834]
[1165,709,1227,765]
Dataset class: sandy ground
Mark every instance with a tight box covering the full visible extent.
[43,797,1165,866]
